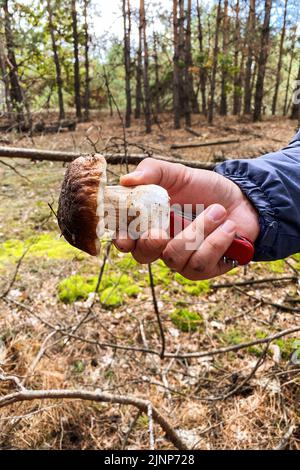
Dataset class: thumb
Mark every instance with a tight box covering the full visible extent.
[120,157,189,194]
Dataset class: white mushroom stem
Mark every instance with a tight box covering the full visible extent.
[96,184,170,240]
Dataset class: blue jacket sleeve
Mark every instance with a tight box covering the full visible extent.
[214,130,300,261]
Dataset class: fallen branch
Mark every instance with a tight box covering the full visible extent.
[0,145,216,169]
[0,387,187,450]
[184,127,202,137]
[211,275,298,289]
[4,297,300,360]
[170,138,240,150]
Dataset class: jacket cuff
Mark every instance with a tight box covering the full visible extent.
[214,164,279,261]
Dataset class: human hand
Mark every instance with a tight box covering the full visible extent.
[114,158,260,280]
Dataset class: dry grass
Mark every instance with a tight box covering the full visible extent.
[0,113,299,450]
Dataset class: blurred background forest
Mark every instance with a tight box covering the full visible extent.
[0,0,300,451]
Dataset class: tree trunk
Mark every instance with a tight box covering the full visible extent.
[290,62,300,120]
[123,0,132,128]
[83,0,90,121]
[173,0,181,129]
[71,0,81,120]
[0,34,12,115]
[185,0,199,117]
[233,0,241,115]
[2,0,26,127]
[272,0,288,115]
[196,0,207,115]
[243,0,256,114]
[253,0,272,122]
[283,26,297,116]
[178,0,185,117]
[46,0,65,121]
[208,0,222,125]
[135,2,143,119]
[183,0,191,126]
[140,0,151,133]
[153,32,161,117]
[220,0,229,116]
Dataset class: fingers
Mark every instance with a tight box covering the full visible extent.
[120,157,192,196]
[162,204,227,272]
[132,229,169,264]
[113,236,136,253]
[180,219,237,280]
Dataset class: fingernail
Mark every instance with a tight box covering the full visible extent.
[221,220,236,234]
[207,204,226,222]
[121,170,144,180]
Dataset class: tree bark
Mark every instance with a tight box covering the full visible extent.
[134,5,143,119]
[220,0,229,116]
[196,0,207,115]
[2,0,26,127]
[123,0,132,128]
[0,146,217,169]
[83,0,90,121]
[46,0,65,121]
[173,0,181,128]
[71,0,81,120]
[243,0,256,114]
[283,26,297,116]
[233,0,241,115]
[253,0,272,122]
[208,0,222,125]
[185,0,199,117]
[140,0,151,133]
[0,32,12,115]
[153,32,161,117]
[272,0,288,115]
[290,62,300,120]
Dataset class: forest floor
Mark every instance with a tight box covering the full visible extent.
[0,112,299,450]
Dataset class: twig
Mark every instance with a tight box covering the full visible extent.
[3,298,300,359]
[148,263,165,359]
[0,387,188,450]
[122,409,142,449]
[235,286,300,314]
[0,246,32,299]
[170,138,240,149]
[147,403,155,450]
[211,275,298,289]
[274,424,296,450]
[0,158,32,183]
[207,340,271,401]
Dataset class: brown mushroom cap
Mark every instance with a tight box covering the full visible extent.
[57,154,106,256]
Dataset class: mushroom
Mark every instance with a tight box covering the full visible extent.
[57,154,170,256]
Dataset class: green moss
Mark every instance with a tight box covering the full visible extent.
[267,260,285,274]
[124,284,141,297]
[170,308,203,332]
[58,274,98,303]
[152,260,172,286]
[174,273,211,296]
[100,286,123,309]
[222,328,247,345]
[115,253,138,270]
[274,337,300,359]
[0,232,83,265]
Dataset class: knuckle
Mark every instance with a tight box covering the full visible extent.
[205,237,223,252]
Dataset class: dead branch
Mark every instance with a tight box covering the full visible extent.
[0,145,216,169]
[184,127,202,137]
[0,386,188,450]
[211,275,298,289]
[170,138,240,149]
[148,263,165,358]
[4,297,300,360]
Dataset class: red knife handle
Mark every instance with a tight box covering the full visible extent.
[169,211,254,265]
